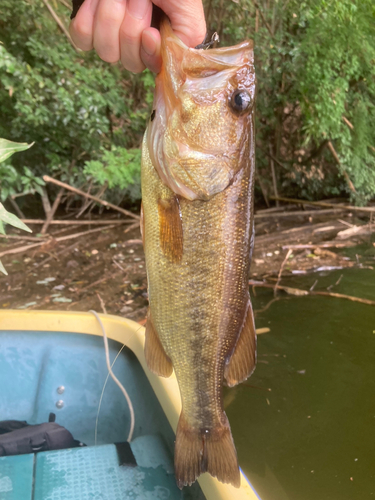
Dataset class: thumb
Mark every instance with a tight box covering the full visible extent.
[152,0,206,49]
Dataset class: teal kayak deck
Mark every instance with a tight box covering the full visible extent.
[0,329,204,500]
[1,439,184,500]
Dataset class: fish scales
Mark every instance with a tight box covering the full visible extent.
[141,17,256,489]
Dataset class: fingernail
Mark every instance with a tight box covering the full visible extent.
[142,30,156,56]
[128,0,149,20]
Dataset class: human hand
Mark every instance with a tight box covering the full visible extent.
[69,0,206,73]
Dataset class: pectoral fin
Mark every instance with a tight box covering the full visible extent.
[144,310,173,378]
[158,196,183,263]
[224,300,257,387]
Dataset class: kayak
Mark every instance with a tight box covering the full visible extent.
[0,310,261,500]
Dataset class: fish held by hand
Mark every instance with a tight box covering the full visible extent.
[141,16,256,489]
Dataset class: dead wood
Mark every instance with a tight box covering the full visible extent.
[249,280,375,306]
[255,220,346,245]
[255,208,346,219]
[282,241,358,250]
[269,196,375,213]
[43,176,140,221]
[0,234,45,242]
[21,219,130,225]
[336,224,374,239]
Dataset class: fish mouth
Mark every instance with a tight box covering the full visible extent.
[147,19,255,201]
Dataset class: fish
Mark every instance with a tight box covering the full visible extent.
[141,16,256,489]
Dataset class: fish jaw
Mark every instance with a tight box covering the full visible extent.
[147,18,255,201]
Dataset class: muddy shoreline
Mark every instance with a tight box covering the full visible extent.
[0,205,374,321]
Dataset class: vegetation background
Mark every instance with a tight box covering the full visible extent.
[0,0,374,216]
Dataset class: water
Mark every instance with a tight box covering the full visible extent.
[225,261,375,500]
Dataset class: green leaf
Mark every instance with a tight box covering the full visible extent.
[0,203,32,232]
[0,219,5,235]
[0,139,34,164]
[0,260,8,276]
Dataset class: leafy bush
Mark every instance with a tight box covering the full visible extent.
[0,139,32,274]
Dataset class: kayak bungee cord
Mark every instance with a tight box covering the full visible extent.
[89,310,135,442]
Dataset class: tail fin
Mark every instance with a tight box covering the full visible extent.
[174,412,240,489]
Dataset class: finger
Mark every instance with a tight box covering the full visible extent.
[141,28,162,73]
[119,0,152,73]
[93,0,127,63]
[69,0,100,51]
[153,0,206,49]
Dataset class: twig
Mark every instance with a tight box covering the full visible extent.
[274,249,292,296]
[282,242,358,250]
[40,187,52,220]
[43,176,140,221]
[249,280,375,306]
[310,280,318,291]
[58,0,72,10]
[80,272,117,292]
[0,234,45,242]
[96,293,107,315]
[0,242,44,258]
[269,196,375,213]
[0,224,117,258]
[327,141,356,193]
[42,0,80,52]
[269,144,279,207]
[7,197,25,219]
[112,259,128,273]
[21,219,130,225]
[124,222,140,234]
[342,116,354,130]
[55,224,117,243]
[255,297,281,314]
[252,0,273,36]
[255,172,270,207]
[255,208,346,219]
[41,187,65,234]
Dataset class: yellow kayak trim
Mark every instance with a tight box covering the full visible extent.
[0,309,260,500]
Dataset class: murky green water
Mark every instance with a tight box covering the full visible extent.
[225,251,375,500]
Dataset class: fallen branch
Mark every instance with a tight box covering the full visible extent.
[43,176,140,221]
[249,280,375,306]
[0,234,45,242]
[0,224,118,258]
[255,208,346,219]
[269,196,375,213]
[21,219,130,225]
[282,241,358,250]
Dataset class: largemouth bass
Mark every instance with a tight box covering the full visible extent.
[141,17,256,489]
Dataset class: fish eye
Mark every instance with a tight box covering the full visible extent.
[229,89,252,115]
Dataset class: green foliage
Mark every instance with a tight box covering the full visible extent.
[0,0,373,208]
[0,138,32,275]
[84,146,141,201]
[0,0,153,205]
[205,0,375,204]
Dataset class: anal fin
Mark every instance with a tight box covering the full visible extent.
[224,299,257,387]
[144,310,173,378]
[158,196,183,263]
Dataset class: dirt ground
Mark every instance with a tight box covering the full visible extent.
[0,205,374,322]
